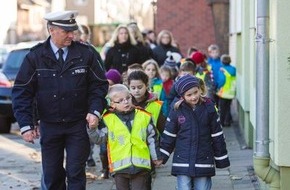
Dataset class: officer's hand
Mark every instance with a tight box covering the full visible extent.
[34,125,40,138]
[22,130,37,144]
[153,159,163,167]
[86,113,99,129]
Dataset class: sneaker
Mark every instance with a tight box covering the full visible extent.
[87,159,96,167]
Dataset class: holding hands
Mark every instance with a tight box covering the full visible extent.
[86,113,99,129]
[22,126,40,144]
[153,159,163,167]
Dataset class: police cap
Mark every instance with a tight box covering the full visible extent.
[44,10,79,31]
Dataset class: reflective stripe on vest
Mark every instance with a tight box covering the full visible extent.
[217,69,236,99]
[145,100,162,126]
[110,157,150,172]
[103,109,151,173]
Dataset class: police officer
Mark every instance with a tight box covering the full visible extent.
[12,10,108,190]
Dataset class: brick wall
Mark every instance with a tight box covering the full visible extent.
[156,0,228,56]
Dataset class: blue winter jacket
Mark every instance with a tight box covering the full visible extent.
[216,64,236,89]
[160,98,230,177]
[207,57,222,87]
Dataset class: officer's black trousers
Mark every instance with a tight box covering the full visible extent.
[40,120,90,190]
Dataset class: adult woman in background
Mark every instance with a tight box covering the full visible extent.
[152,30,181,66]
[104,25,141,74]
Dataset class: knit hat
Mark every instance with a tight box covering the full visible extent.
[106,69,122,84]
[166,51,182,63]
[175,74,200,96]
[190,51,205,64]
[164,55,177,69]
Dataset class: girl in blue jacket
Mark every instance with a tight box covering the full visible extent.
[160,74,230,190]
[142,59,169,116]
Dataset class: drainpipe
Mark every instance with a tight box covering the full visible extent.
[254,0,280,189]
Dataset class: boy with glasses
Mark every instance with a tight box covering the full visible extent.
[88,84,162,190]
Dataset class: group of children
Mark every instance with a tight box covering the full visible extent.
[88,44,236,190]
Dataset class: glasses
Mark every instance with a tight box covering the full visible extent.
[113,95,132,104]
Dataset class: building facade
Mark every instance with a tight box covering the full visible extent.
[0,0,49,44]
[65,0,230,55]
[1,0,229,55]
[230,0,290,189]
[156,0,229,56]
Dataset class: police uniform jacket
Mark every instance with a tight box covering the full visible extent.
[160,98,230,177]
[12,37,109,131]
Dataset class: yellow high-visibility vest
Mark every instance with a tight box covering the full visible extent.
[152,83,163,99]
[103,109,152,173]
[196,72,206,81]
[217,69,236,99]
[145,100,162,126]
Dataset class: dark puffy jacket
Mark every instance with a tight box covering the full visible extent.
[160,98,230,177]
[152,44,181,66]
[136,42,153,63]
[105,42,140,74]
[12,38,108,129]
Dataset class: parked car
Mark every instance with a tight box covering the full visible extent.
[0,45,15,68]
[0,48,8,68]
[0,41,42,133]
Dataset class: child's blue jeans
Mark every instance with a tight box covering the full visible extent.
[176,175,212,190]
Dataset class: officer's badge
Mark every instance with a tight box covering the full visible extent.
[69,14,74,23]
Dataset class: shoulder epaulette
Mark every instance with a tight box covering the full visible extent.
[30,42,44,51]
[74,41,90,48]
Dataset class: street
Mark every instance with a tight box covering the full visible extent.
[0,115,261,190]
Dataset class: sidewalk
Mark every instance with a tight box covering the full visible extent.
[150,122,260,190]
[0,116,261,190]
